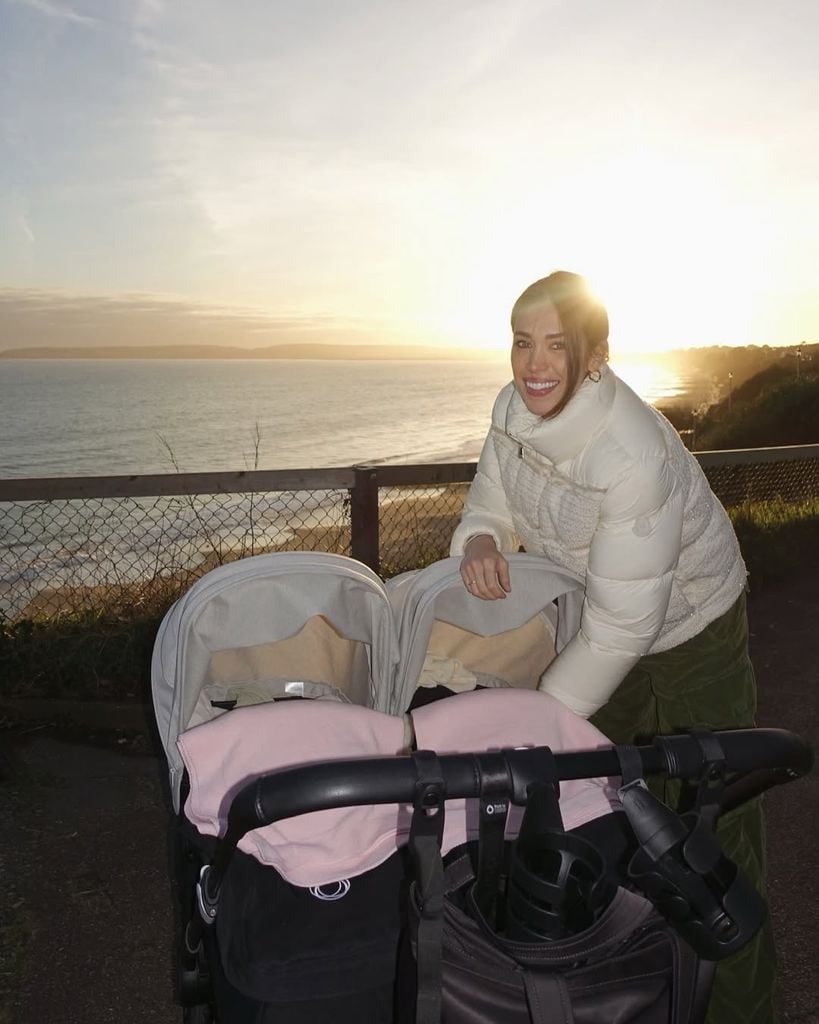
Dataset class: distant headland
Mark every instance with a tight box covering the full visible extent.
[0,343,503,362]
[2,342,813,375]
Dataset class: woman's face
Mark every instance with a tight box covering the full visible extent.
[511,301,575,417]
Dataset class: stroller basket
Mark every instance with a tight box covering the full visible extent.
[183,725,812,1024]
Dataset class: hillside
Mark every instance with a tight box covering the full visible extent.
[658,364,819,448]
[663,342,816,394]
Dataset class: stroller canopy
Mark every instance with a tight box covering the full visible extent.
[386,554,584,714]
[152,552,400,808]
[152,551,585,809]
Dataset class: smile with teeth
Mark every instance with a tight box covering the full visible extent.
[524,379,559,394]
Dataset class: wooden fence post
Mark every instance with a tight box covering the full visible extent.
[351,465,380,574]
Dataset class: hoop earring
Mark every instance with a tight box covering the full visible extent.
[587,369,601,383]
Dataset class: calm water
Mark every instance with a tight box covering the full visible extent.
[0,356,706,615]
[0,357,702,478]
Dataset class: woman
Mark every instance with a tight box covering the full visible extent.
[450,271,775,1024]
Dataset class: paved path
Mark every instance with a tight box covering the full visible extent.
[1,578,817,1024]
[746,575,819,1024]
[0,734,176,1023]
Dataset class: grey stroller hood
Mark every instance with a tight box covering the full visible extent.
[386,554,583,714]
[151,550,584,809]
[152,552,399,807]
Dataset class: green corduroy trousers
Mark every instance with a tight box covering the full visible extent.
[590,592,777,1024]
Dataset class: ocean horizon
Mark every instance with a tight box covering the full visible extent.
[0,355,713,617]
[0,356,709,480]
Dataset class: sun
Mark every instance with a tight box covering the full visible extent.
[562,154,772,354]
[429,147,772,355]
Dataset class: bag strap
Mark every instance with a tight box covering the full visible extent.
[689,728,727,830]
[473,751,512,927]
[409,750,446,1024]
[669,930,715,1024]
[523,971,575,1024]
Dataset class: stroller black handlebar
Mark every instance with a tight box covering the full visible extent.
[212,728,812,883]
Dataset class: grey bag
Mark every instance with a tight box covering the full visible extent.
[406,754,714,1024]
[412,852,712,1024]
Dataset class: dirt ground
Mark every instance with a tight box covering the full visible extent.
[744,574,819,1024]
[1,575,817,1024]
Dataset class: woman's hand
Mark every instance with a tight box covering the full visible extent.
[460,534,511,600]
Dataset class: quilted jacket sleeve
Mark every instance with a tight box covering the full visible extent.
[450,392,520,555]
[538,453,684,717]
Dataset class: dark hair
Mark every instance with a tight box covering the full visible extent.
[511,271,610,419]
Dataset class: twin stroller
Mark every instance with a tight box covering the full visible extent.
[151,551,813,1023]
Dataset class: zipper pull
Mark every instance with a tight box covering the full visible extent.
[518,444,525,459]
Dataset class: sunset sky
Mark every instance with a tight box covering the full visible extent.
[1,0,818,355]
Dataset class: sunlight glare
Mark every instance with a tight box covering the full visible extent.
[433,148,773,355]
[572,153,771,354]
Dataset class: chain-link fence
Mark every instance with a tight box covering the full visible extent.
[1,447,818,622]
[698,448,819,507]
[0,488,352,621]
[0,469,359,622]
[378,482,471,578]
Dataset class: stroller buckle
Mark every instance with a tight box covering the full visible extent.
[196,864,219,926]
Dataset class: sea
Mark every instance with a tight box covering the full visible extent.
[0,356,706,478]
[0,356,709,616]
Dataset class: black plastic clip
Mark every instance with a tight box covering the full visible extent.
[616,738,765,960]
[195,864,219,927]
[690,728,727,830]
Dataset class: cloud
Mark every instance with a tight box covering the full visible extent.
[7,0,98,25]
[19,213,35,244]
[132,0,165,31]
[0,288,409,351]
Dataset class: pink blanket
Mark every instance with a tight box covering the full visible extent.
[412,688,620,852]
[178,690,620,887]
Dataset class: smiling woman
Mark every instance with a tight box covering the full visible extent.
[449,268,777,1024]
[510,275,608,418]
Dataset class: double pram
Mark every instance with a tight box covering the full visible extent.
[151,551,813,1023]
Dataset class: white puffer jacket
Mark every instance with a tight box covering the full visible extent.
[450,365,747,717]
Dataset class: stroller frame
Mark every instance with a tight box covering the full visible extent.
[180,725,812,1023]
[151,552,813,1023]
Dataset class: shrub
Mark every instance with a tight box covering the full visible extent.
[0,607,162,702]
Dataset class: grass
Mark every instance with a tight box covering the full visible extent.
[728,498,819,590]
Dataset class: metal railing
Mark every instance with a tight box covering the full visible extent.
[694,445,819,506]
[1,445,818,621]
